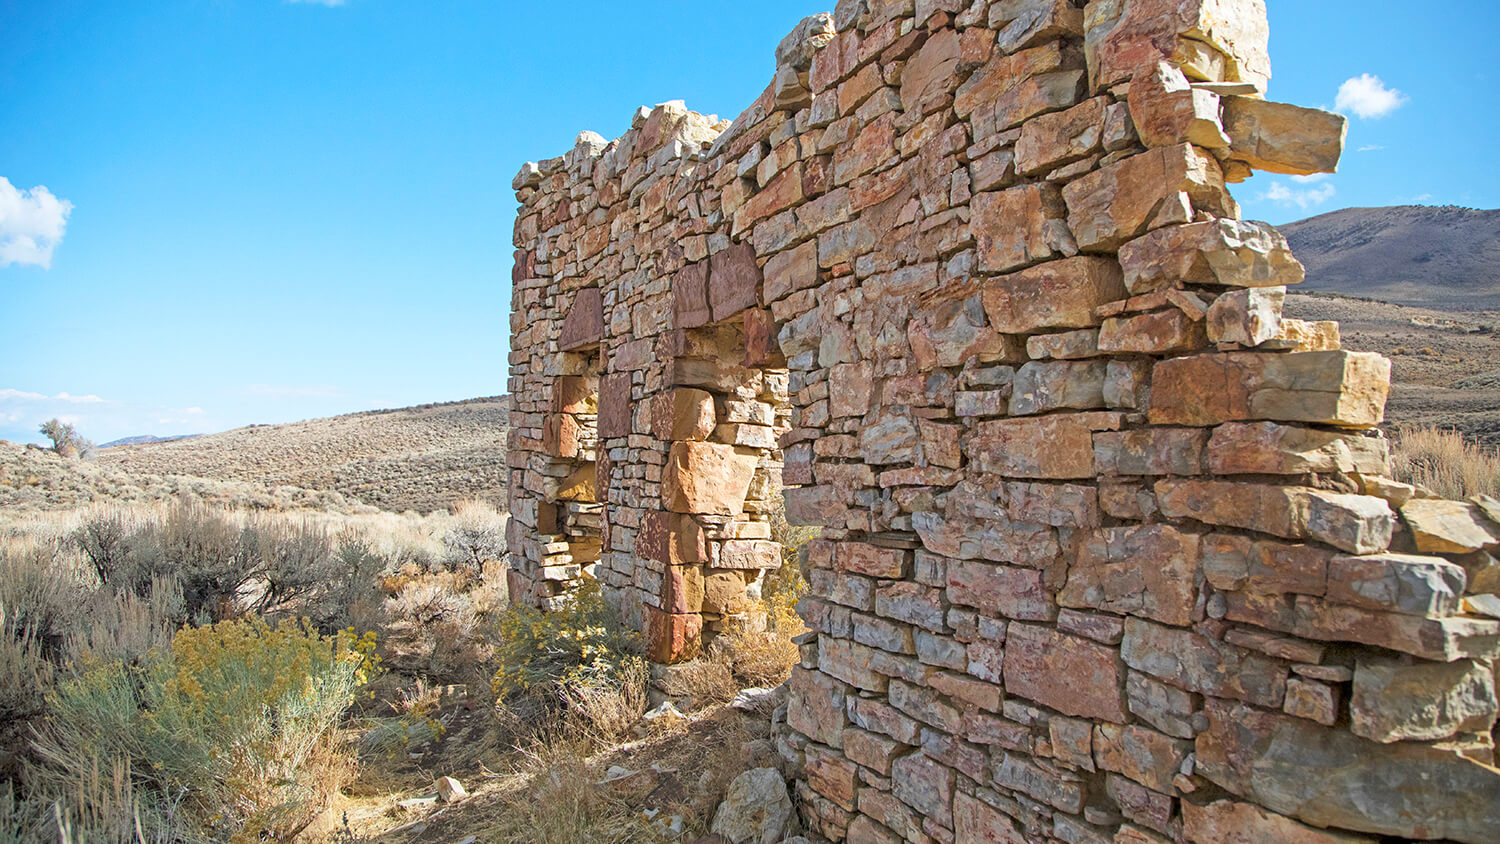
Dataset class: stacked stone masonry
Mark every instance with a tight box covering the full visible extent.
[507,0,1500,840]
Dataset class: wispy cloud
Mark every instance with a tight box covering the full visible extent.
[287,0,347,6]
[0,177,73,269]
[1262,180,1337,211]
[1412,193,1435,203]
[242,384,348,399]
[1290,173,1330,184]
[1336,74,1407,119]
[1357,144,1385,152]
[0,388,105,403]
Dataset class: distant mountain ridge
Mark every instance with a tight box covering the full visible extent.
[99,434,201,448]
[1278,205,1500,309]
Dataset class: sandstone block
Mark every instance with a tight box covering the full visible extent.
[552,375,596,414]
[1090,0,1271,93]
[1094,427,1207,476]
[787,665,849,747]
[1062,143,1235,252]
[646,607,702,663]
[1182,799,1377,844]
[663,564,705,614]
[1009,360,1108,415]
[1129,60,1229,149]
[1061,524,1202,626]
[1149,351,1391,428]
[1223,96,1347,176]
[1127,670,1198,739]
[891,752,954,829]
[651,388,715,442]
[968,413,1112,479]
[1004,623,1127,722]
[639,511,708,567]
[1325,552,1467,617]
[1015,95,1109,176]
[913,511,1059,569]
[953,790,1027,844]
[983,256,1127,334]
[558,287,605,350]
[1097,308,1207,354]
[1206,286,1284,346]
[1197,699,1500,842]
[948,559,1055,621]
[1207,421,1388,475]
[662,441,759,515]
[1401,498,1500,555]
[1093,722,1192,793]
[972,184,1076,273]
[1282,676,1339,726]
[909,281,1020,369]
[1119,218,1304,294]
[990,0,1085,54]
[708,241,763,323]
[1351,656,1497,744]
[674,261,712,330]
[1122,616,1287,708]
[720,540,781,570]
[597,372,632,439]
[900,28,961,115]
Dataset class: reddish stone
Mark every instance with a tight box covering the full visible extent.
[838,542,910,579]
[596,372,633,439]
[646,606,702,663]
[673,261,711,330]
[1060,524,1202,626]
[638,511,707,567]
[971,184,1073,273]
[743,308,784,367]
[661,441,759,515]
[1148,351,1391,429]
[541,413,583,459]
[558,287,604,350]
[1004,623,1127,722]
[982,256,1126,334]
[708,240,763,323]
[967,413,1118,479]
[650,388,715,442]
[662,565,704,614]
[1062,143,1235,252]
[1182,799,1375,844]
[954,792,1026,844]
[948,559,1055,621]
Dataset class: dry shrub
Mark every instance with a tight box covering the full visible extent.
[561,659,650,743]
[381,565,506,681]
[471,742,657,844]
[1391,426,1500,500]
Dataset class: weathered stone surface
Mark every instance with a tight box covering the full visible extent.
[558,286,605,350]
[1207,286,1284,346]
[1093,722,1192,793]
[712,768,797,844]
[1129,60,1229,149]
[708,241,763,323]
[909,281,1019,369]
[914,510,1059,569]
[900,28,960,115]
[1090,0,1272,93]
[972,184,1076,273]
[949,559,1055,621]
[1149,351,1391,428]
[597,372,632,439]
[662,441,759,515]
[651,388,715,441]
[1005,623,1127,722]
[1094,427,1207,476]
[646,607,702,663]
[1182,799,1376,844]
[787,666,848,747]
[1207,421,1388,475]
[983,256,1126,333]
[1119,218,1304,294]
[1350,656,1498,743]
[1326,553,1467,617]
[1223,96,1347,176]
[1016,96,1109,176]
[1061,524,1201,625]
[1122,617,1287,707]
[1009,360,1108,415]
[1198,699,1500,843]
[953,790,1026,844]
[890,752,953,829]
[1157,480,1394,554]
[1401,498,1500,555]
[1063,143,1235,251]
[1097,308,1206,354]
[1127,671,1198,739]
[968,413,1114,479]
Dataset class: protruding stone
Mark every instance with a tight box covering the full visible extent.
[1207,286,1284,346]
[1119,219,1304,294]
[972,184,1077,273]
[1090,0,1272,93]
[651,388,716,442]
[1222,96,1348,176]
[1326,553,1467,617]
[1182,799,1376,844]
[1207,422,1388,476]
[1149,351,1391,428]
[1401,499,1500,555]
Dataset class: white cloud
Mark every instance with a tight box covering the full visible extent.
[0,177,73,269]
[0,388,105,403]
[1290,173,1330,184]
[287,0,347,5]
[1413,193,1435,203]
[1336,74,1407,119]
[1262,180,1337,211]
[1357,144,1385,152]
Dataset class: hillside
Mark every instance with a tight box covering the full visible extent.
[1279,205,1500,309]
[97,397,511,514]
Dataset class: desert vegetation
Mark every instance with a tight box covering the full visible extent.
[1391,425,1500,500]
[0,497,807,843]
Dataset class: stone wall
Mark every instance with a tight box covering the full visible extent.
[507,0,1500,840]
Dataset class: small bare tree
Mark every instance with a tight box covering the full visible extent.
[38,418,93,458]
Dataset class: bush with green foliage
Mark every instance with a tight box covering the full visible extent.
[38,419,93,458]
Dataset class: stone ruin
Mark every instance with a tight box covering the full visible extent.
[505,0,1500,840]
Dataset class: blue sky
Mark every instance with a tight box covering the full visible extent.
[1,0,1495,445]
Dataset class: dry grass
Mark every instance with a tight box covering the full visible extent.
[1391,425,1500,500]
[91,397,511,514]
